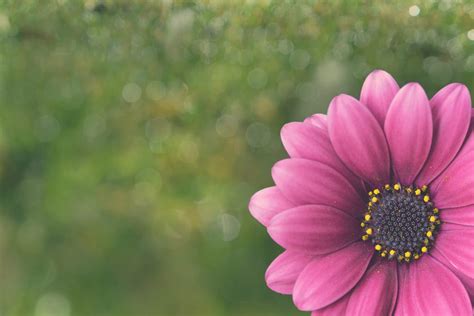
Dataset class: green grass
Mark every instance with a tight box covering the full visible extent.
[0,0,473,315]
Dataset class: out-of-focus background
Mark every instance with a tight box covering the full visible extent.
[0,0,473,315]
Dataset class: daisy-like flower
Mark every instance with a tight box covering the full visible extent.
[249,70,474,315]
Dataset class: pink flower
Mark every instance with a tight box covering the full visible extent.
[249,70,474,315]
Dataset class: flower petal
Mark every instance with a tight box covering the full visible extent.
[360,69,399,127]
[440,205,474,227]
[432,252,474,305]
[384,83,433,185]
[304,114,328,130]
[265,250,313,295]
[268,205,359,254]
[397,255,472,315]
[430,227,474,279]
[281,122,365,196]
[431,132,474,209]
[416,84,472,186]
[292,242,373,311]
[454,271,474,305]
[248,186,295,226]
[311,294,350,316]
[345,260,398,315]
[328,94,390,186]
[393,264,409,316]
[272,158,365,217]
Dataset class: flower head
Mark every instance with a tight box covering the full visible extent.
[249,70,474,315]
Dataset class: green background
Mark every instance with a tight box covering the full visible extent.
[0,0,473,315]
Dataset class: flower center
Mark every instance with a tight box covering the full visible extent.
[360,184,440,262]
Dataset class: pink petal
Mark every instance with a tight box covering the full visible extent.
[311,294,350,316]
[440,205,474,227]
[328,94,390,186]
[248,186,295,226]
[430,228,474,279]
[393,264,409,316]
[433,252,474,305]
[346,260,398,315]
[292,242,373,311]
[360,69,400,127]
[454,271,474,305]
[431,132,474,209]
[384,83,433,185]
[268,205,359,254]
[416,84,472,186]
[397,255,472,315]
[272,158,365,217]
[304,114,328,130]
[281,122,365,196]
[265,250,313,295]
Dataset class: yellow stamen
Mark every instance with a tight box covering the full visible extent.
[371,197,378,203]
[421,246,428,253]
[406,188,412,193]
[422,185,428,192]
[362,235,369,241]
[381,252,387,257]
[389,249,396,256]
[375,244,382,251]
[405,251,411,258]
[426,231,432,238]
[385,184,390,190]
[373,189,380,195]
[368,191,373,196]
[360,222,365,227]
[394,184,401,190]
[366,228,373,235]
[429,216,436,223]
[364,214,371,221]
[424,195,430,203]
[433,208,439,214]
[415,189,421,195]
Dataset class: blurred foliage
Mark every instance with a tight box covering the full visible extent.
[0,0,473,315]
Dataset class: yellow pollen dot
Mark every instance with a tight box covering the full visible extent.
[394,184,401,190]
[368,191,373,196]
[373,189,380,195]
[366,228,373,235]
[422,185,428,191]
[389,249,396,256]
[381,252,387,257]
[406,188,412,193]
[429,216,436,223]
[360,222,365,227]
[365,214,371,221]
[368,202,373,207]
[375,244,382,251]
[362,235,369,241]
[424,195,430,202]
[415,189,421,195]
[385,184,390,190]
[426,231,433,238]
[371,197,378,203]
[414,254,420,260]
[433,208,439,214]
[405,251,411,258]
[424,238,429,245]
[421,246,428,253]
